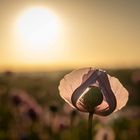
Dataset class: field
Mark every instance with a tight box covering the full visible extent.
[0,69,140,140]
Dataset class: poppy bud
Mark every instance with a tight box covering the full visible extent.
[81,87,103,113]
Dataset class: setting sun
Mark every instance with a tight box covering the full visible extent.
[0,1,140,72]
[11,6,66,67]
[15,7,60,46]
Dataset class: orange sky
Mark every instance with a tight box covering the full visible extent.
[0,0,140,72]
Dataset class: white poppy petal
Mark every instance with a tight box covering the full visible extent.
[94,72,117,116]
[108,76,129,112]
[59,67,95,109]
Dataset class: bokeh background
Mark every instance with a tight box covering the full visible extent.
[0,0,140,140]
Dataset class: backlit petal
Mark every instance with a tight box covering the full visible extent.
[59,67,95,108]
[108,76,129,112]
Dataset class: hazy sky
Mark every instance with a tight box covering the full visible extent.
[0,0,140,71]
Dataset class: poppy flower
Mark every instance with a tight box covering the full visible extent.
[59,67,129,116]
[10,88,43,121]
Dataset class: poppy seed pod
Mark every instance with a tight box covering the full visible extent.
[59,67,129,116]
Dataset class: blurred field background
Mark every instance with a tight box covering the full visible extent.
[0,69,140,140]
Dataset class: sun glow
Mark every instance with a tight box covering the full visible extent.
[12,6,65,64]
[15,6,60,45]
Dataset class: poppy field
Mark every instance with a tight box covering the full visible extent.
[0,69,140,140]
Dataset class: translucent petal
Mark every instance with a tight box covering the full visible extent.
[94,73,128,116]
[108,75,129,112]
[59,67,95,108]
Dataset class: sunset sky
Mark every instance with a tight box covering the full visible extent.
[0,0,140,72]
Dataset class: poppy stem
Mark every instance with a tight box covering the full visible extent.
[88,112,94,140]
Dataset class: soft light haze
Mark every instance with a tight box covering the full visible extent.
[0,0,140,72]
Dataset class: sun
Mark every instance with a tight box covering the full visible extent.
[15,6,60,46]
[12,6,65,64]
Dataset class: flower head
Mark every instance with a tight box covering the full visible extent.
[59,68,129,116]
[10,88,43,120]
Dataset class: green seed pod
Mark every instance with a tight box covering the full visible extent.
[81,87,103,113]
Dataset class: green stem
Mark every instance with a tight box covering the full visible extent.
[88,112,93,140]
